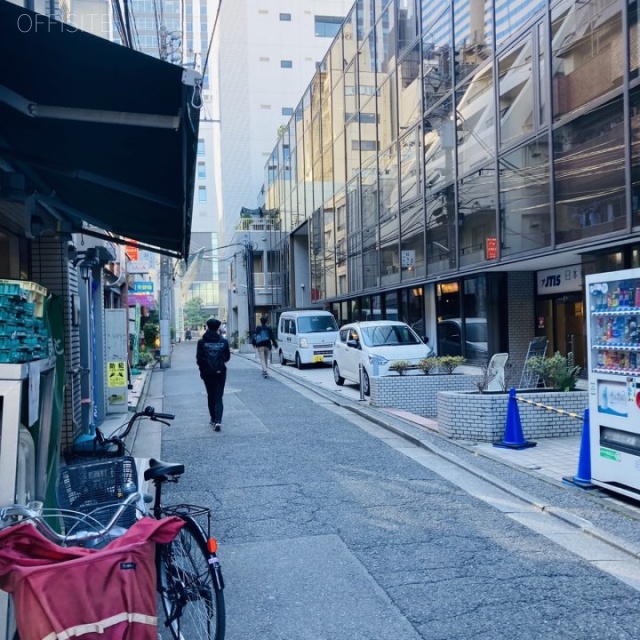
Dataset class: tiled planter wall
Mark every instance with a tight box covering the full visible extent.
[370,374,483,417]
[437,390,589,441]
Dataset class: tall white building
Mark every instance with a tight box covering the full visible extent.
[211,0,353,335]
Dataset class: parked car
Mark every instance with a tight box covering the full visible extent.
[332,321,433,395]
[278,310,339,368]
[437,317,488,361]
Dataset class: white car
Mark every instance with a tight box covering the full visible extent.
[332,321,433,395]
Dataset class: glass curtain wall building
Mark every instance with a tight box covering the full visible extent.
[263,0,639,367]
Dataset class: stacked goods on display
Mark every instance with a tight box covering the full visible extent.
[0,281,49,363]
[589,277,640,375]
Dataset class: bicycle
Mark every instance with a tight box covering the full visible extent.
[63,405,169,464]
[1,439,226,639]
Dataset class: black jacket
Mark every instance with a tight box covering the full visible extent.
[196,330,231,376]
[251,324,277,348]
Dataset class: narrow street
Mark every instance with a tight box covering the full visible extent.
[154,342,640,639]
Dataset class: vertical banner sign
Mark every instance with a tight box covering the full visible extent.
[486,237,498,260]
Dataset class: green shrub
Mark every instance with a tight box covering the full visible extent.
[138,349,155,367]
[525,352,581,391]
[437,356,466,374]
[389,359,411,375]
[419,356,439,375]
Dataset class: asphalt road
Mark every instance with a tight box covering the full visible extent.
[156,343,640,639]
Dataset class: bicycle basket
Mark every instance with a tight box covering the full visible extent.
[62,440,124,466]
[55,457,139,529]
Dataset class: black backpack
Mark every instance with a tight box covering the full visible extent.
[204,341,226,374]
[255,327,270,344]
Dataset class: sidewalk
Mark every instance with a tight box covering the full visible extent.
[381,407,582,485]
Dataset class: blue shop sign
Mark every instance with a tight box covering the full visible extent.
[133,282,154,293]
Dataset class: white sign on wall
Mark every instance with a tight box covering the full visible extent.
[537,264,583,295]
[128,261,150,274]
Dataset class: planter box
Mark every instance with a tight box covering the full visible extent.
[437,389,589,442]
[238,344,255,354]
[370,373,484,417]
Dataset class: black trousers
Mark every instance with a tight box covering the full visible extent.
[202,371,227,423]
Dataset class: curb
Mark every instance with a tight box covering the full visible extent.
[233,352,640,559]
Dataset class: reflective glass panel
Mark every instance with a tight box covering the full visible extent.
[499,137,551,256]
[398,41,422,130]
[456,64,495,177]
[345,62,358,120]
[400,128,420,202]
[424,97,456,192]
[379,145,400,285]
[398,0,419,59]
[324,203,337,298]
[423,9,453,114]
[551,0,623,121]
[453,0,493,87]
[344,8,358,67]
[425,185,457,273]
[401,200,425,279]
[345,118,361,179]
[457,166,497,267]
[495,0,544,48]
[360,96,379,167]
[498,36,534,147]
[632,88,640,228]
[379,73,398,150]
[553,96,625,243]
[376,3,396,86]
[632,0,640,80]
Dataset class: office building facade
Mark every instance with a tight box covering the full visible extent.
[262,0,640,377]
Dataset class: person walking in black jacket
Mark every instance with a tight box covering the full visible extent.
[251,315,278,378]
[196,318,231,431]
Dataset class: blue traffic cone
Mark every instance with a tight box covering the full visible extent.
[493,387,537,449]
[563,408,596,489]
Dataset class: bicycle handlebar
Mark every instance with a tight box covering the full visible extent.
[1,492,142,544]
[153,412,175,420]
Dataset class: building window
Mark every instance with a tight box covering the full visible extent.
[279,12,291,21]
[198,186,207,202]
[197,162,206,179]
[281,60,293,68]
[314,15,343,38]
[282,107,293,116]
[197,139,205,155]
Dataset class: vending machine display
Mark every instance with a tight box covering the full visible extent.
[586,268,640,499]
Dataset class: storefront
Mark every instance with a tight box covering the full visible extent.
[534,265,586,371]
[0,5,201,635]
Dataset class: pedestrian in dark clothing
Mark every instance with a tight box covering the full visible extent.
[196,318,231,431]
[251,316,278,378]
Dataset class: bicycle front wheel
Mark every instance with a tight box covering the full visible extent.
[157,517,225,640]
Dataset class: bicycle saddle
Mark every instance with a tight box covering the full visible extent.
[144,458,185,481]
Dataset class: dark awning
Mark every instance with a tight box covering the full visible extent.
[0,1,200,258]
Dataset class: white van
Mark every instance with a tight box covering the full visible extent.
[277,310,339,369]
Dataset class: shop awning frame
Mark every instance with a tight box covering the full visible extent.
[0,1,201,259]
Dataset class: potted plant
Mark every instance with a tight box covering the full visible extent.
[389,360,411,375]
[525,352,581,391]
[418,356,439,375]
[436,356,466,374]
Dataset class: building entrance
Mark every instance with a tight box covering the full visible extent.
[535,293,586,372]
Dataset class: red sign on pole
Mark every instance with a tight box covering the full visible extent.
[485,237,498,260]
[124,239,139,261]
